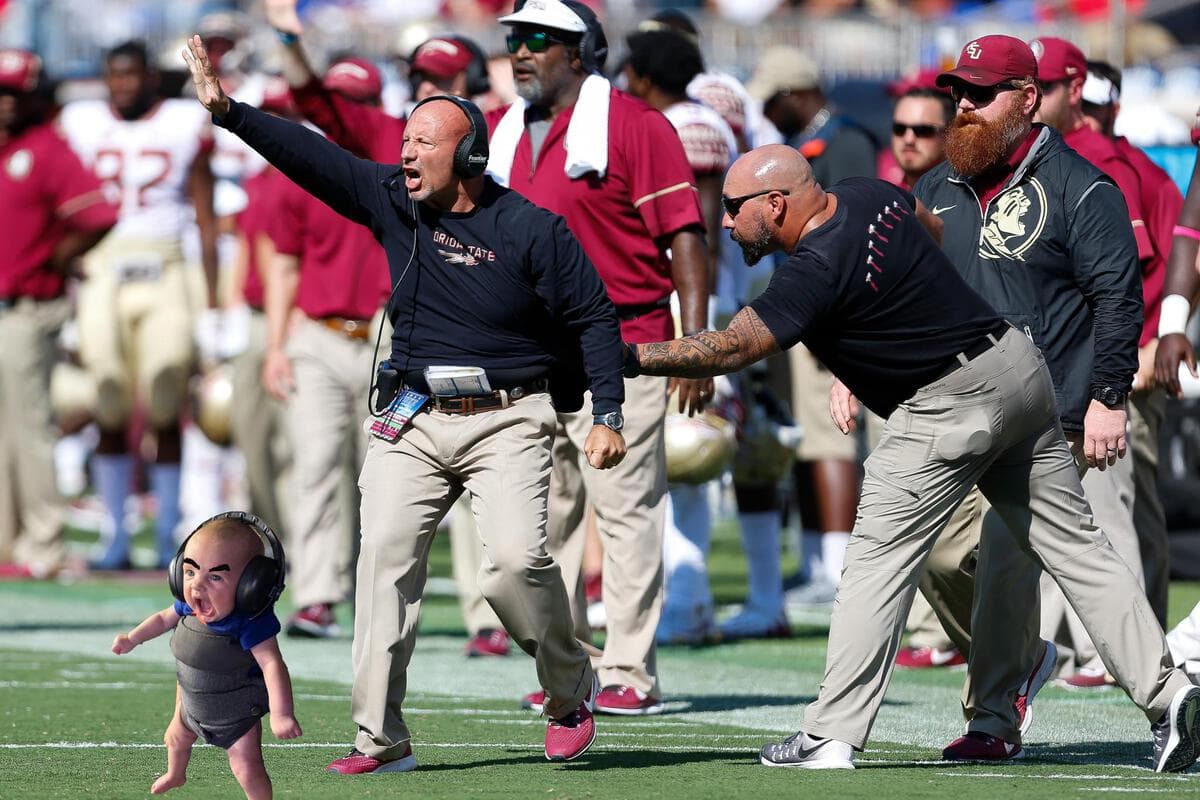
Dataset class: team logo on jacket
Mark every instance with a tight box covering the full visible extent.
[6,148,32,180]
[979,179,1047,261]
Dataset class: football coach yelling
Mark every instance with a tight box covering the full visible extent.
[184,35,626,772]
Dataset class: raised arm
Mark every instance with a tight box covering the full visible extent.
[627,305,781,379]
[112,606,182,654]
[182,36,389,229]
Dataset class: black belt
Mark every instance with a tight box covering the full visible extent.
[615,297,670,321]
[429,377,551,415]
[933,322,1011,381]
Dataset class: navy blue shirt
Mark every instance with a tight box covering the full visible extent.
[214,100,624,414]
[750,178,1004,418]
[173,599,281,653]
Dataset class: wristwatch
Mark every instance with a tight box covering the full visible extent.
[593,411,625,432]
[1090,386,1126,408]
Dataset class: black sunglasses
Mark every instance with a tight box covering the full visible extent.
[950,81,1020,106]
[505,31,572,54]
[892,122,944,139]
[722,188,789,218]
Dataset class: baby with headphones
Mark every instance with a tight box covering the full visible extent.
[112,512,301,798]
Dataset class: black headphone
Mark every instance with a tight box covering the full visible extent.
[450,35,491,97]
[560,1,608,74]
[409,94,489,178]
[169,511,286,620]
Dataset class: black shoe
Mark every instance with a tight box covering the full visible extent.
[1151,685,1200,772]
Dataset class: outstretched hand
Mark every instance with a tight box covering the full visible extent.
[181,35,231,118]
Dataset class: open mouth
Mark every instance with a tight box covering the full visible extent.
[403,167,422,191]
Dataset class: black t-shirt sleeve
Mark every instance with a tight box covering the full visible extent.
[748,250,840,352]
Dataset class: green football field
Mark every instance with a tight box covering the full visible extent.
[2,522,1198,799]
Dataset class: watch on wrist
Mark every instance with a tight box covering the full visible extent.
[1090,386,1125,408]
[594,411,624,432]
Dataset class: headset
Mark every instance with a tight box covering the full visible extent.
[450,35,492,97]
[560,0,608,74]
[408,94,489,178]
[168,511,286,620]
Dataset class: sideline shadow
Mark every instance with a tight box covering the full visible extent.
[415,748,748,772]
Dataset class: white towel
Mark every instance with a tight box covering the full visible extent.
[486,74,611,187]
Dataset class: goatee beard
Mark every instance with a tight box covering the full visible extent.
[944,94,1029,178]
[515,77,545,105]
[735,216,775,266]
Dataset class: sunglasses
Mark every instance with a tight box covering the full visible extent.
[892,122,944,138]
[505,31,573,55]
[722,188,789,218]
[950,81,1020,106]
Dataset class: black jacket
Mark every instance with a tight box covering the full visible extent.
[214,100,624,415]
[914,125,1141,433]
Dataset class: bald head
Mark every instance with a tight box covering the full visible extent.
[727,144,816,196]
[407,96,473,143]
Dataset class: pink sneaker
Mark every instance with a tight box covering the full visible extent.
[895,646,966,669]
[1059,667,1115,691]
[594,684,665,716]
[942,732,1022,762]
[545,681,598,761]
[286,603,339,638]
[1016,640,1057,736]
[327,745,416,774]
[521,689,546,713]
[464,628,510,658]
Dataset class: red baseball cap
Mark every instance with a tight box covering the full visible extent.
[936,35,1037,88]
[323,57,383,103]
[1030,37,1086,83]
[887,67,948,98]
[411,38,473,79]
[0,49,42,93]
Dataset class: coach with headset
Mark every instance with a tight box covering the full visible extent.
[184,35,627,771]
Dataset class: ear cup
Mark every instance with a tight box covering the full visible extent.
[168,549,186,603]
[561,0,607,73]
[451,35,491,97]
[236,554,283,619]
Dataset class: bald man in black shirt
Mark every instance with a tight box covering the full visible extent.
[624,144,1200,772]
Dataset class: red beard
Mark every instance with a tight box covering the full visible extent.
[944,93,1029,177]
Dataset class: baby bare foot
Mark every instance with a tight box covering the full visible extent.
[151,772,186,794]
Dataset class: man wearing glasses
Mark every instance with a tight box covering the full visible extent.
[889,88,954,191]
[490,0,710,716]
[622,140,1200,771]
[904,34,1172,762]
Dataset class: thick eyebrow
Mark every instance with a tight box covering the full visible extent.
[182,557,230,572]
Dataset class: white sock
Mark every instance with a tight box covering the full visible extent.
[661,485,714,617]
[802,530,825,584]
[822,531,851,588]
[737,511,783,617]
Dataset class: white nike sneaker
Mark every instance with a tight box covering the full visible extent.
[760,731,855,769]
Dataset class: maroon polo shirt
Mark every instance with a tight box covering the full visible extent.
[1062,124,1153,262]
[1114,136,1184,345]
[268,176,391,321]
[292,78,405,162]
[1,122,118,299]
[486,88,705,343]
[237,166,289,310]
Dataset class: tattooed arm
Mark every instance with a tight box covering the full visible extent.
[629,306,780,378]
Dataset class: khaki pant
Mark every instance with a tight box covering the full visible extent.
[1129,389,1170,626]
[0,297,71,572]
[228,310,291,539]
[547,374,668,697]
[449,496,504,635]
[284,317,372,608]
[77,237,195,430]
[353,392,592,758]
[801,328,1189,749]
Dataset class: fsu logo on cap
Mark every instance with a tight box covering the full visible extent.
[965,41,982,60]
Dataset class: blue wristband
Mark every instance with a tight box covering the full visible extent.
[276,29,298,46]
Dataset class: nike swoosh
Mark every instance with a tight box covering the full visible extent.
[931,204,956,215]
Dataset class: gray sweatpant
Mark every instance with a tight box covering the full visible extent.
[800,327,1190,749]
